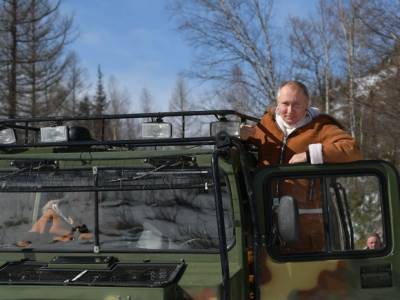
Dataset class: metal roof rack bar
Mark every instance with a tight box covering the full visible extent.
[0,137,217,149]
[0,110,259,124]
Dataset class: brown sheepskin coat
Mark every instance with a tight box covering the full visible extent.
[248,109,362,252]
[248,109,362,166]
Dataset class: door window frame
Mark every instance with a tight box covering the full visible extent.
[254,161,394,262]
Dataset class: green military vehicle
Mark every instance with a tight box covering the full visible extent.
[0,110,398,299]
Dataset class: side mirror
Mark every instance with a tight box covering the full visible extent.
[277,196,299,243]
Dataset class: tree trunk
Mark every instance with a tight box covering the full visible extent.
[8,0,18,118]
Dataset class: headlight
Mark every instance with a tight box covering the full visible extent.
[210,120,240,137]
[141,122,172,139]
[0,128,16,144]
[40,126,68,142]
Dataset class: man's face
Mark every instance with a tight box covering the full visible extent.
[277,85,308,125]
[367,236,381,249]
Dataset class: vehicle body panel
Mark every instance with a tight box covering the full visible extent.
[255,161,400,299]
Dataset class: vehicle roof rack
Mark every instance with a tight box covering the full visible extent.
[0,110,259,149]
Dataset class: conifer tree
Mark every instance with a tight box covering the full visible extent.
[94,65,107,116]
[0,0,74,117]
[93,65,107,139]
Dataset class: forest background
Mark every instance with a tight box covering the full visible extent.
[0,0,399,166]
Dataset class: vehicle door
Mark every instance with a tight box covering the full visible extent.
[254,160,400,300]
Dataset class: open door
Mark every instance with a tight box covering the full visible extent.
[254,160,400,300]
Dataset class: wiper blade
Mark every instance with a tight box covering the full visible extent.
[0,160,58,182]
[135,170,208,175]
[0,167,31,182]
[108,160,181,183]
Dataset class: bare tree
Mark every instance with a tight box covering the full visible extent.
[332,0,378,146]
[217,65,253,113]
[0,0,75,117]
[317,0,335,114]
[138,87,155,141]
[107,76,132,140]
[108,76,130,115]
[0,0,31,117]
[169,76,193,137]
[355,0,400,46]
[336,0,358,139]
[310,0,400,158]
[140,87,153,114]
[63,52,88,116]
[169,0,282,111]
[284,0,400,164]
[289,0,336,113]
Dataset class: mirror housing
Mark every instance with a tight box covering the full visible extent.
[277,196,299,243]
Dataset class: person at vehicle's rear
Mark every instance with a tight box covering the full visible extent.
[241,80,362,252]
[366,233,382,250]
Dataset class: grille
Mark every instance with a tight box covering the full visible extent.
[0,260,184,287]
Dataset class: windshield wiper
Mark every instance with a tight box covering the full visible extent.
[108,157,193,183]
[0,160,58,182]
[0,168,30,182]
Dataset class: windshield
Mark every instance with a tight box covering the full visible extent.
[0,167,234,252]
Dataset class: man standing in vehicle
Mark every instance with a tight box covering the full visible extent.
[241,80,362,251]
[240,80,362,166]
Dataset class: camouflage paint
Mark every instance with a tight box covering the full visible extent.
[255,161,400,300]
[260,256,340,299]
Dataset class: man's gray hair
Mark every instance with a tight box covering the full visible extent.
[277,80,309,99]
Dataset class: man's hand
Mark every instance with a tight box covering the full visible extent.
[240,124,256,140]
[289,152,307,164]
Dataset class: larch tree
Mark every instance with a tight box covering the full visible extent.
[0,0,31,117]
[0,0,74,117]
